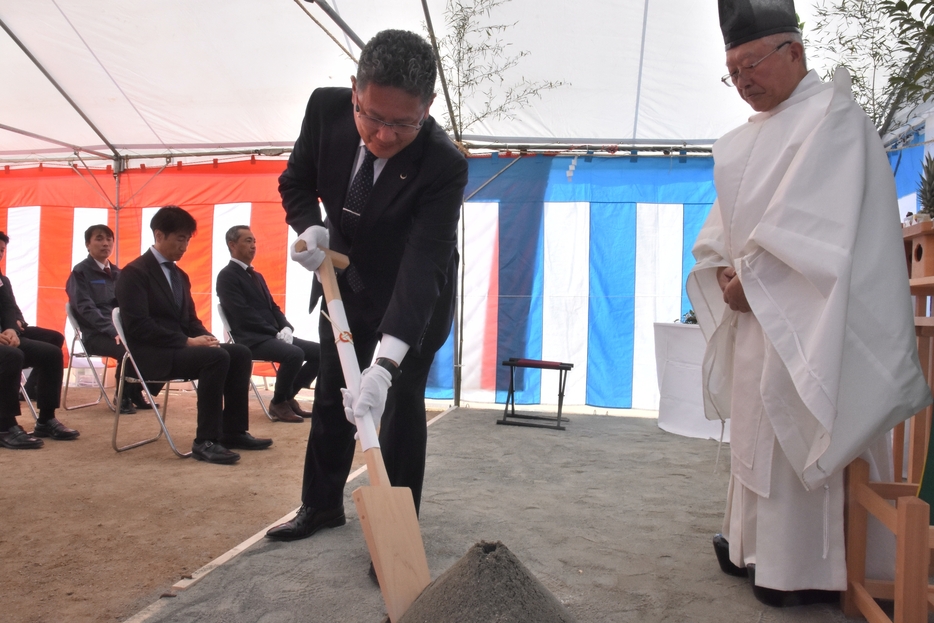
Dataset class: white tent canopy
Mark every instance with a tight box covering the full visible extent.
[0,0,819,164]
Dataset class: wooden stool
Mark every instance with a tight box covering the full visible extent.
[497,358,573,431]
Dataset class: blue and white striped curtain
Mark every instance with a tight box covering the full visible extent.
[426,154,716,410]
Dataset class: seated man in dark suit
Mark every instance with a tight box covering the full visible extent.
[216,225,320,424]
[66,224,157,414]
[115,206,271,464]
[0,231,79,447]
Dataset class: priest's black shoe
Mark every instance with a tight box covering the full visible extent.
[713,534,748,577]
[0,425,44,449]
[747,564,840,607]
[191,440,240,464]
[220,432,272,450]
[32,418,80,440]
[265,505,346,541]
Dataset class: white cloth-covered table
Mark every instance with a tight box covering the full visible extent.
[654,322,729,442]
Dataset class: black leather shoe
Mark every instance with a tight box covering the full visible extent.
[220,432,272,450]
[131,395,154,410]
[747,564,840,607]
[191,440,240,464]
[713,534,748,577]
[119,395,137,414]
[32,418,80,440]
[266,505,346,541]
[0,425,44,449]
[288,398,313,418]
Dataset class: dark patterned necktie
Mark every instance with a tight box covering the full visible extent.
[103,265,112,279]
[163,262,183,309]
[246,266,271,304]
[341,148,377,240]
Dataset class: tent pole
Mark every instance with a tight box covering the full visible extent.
[306,0,365,49]
[420,0,460,144]
[113,157,125,266]
[0,17,119,160]
[454,156,523,407]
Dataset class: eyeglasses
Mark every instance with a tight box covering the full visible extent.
[721,41,792,87]
[354,104,424,136]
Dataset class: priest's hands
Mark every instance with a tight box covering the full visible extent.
[717,266,750,313]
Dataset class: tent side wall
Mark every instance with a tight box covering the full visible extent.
[0,155,717,409]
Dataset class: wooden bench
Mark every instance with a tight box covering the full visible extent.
[497,358,573,431]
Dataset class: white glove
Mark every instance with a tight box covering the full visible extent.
[346,364,393,433]
[276,327,293,344]
[290,225,329,272]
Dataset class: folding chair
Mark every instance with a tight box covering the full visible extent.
[63,302,116,411]
[110,307,194,458]
[20,372,37,422]
[216,303,278,421]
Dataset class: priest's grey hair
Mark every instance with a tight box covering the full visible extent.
[760,31,807,70]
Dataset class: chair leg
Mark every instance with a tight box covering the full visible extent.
[844,459,869,618]
[251,377,273,420]
[20,373,38,423]
[63,348,114,411]
[894,497,929,623]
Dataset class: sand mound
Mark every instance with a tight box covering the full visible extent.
[397,541,577,623]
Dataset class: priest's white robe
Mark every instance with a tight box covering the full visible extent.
[687,68,932,591]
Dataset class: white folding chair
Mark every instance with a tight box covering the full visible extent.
[111,307,194,458]
[217,303,278,421]
[20,371,38,422]
[63,302,115,411]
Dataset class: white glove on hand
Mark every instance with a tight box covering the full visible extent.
[290,225,329,272]
[351,364,393,433]
[276,327,293,344]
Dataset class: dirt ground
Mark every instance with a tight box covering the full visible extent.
[1,383,376,623]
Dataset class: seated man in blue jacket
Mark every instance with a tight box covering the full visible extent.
[216,225,319,423]
[66,224,156,414]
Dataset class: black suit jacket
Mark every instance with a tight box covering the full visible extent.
[115,249,210,379]
[0,274,25,334]
[278,87,468,354]
[216,260,291,348]
[66,255,120,339]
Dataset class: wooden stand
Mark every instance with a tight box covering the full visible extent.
[497,358,573,431]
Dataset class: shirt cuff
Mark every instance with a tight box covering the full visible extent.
[377,334,409,366]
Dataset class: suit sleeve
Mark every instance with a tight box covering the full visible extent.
[216,269,281,338]
[279,89,326,235]
[115,263,191,348]
[379,150,469,348]
[181,271,211,337]
[263,275,292,332]
[0,277,22,333]
[66,267,117,338]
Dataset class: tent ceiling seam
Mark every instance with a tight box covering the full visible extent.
[51,0,168,154]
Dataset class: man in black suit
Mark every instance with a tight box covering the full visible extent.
[267,30,468,542]
[0,231,80,448]
[115,206,271,464]
[66,224,155,414]
[216,225,319,424]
